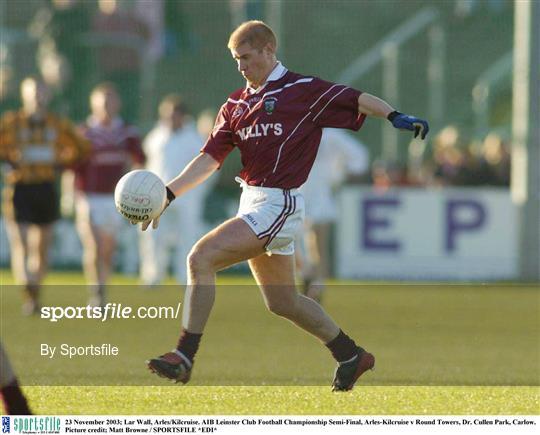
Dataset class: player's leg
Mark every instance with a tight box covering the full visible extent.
[76,195,116,305]
[76,214,110,306]
[249,252,375,391]
[75,196,98,284]
[139,225,165,287]
[4,220,30,285]
[95,228,116,286]
[248,253,338,342]
[4,220,37,314]
[174,200,202,285]
[76,218,99,283]
[183,217,266,331]
[313,222,331,279]
[20,223,53,314]
[305,222,332,302]
[147,217,267,382]
[27,223,53,285]
[0,343,31,415]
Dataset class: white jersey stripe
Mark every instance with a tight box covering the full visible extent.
[312,86,350,122]
[227,98,250,109]
[309,84,341,110]
[262,77,314,98]
[271,111,313,174]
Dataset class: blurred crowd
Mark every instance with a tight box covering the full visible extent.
[1,0,193,122]
[1,0,512,191]
[370,125,511,191]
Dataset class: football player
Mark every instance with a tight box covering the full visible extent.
[142,21,428,391]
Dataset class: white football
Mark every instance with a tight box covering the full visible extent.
[114,170,167,222]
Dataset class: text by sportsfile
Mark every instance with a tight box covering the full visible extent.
[39,302,182,322]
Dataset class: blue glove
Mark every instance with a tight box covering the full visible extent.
[387,111,429,139]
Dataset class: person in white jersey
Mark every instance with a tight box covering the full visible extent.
[298,128,369,302]
[140,95,214,286]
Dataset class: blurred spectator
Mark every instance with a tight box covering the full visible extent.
[140,95,215,286]
[431,125,469,186]
[297,129,369,302]
[0,76,89,315]
[28,0,93,120]
[92,0,149,123]
[427,126,511,187]
[371,160,411,191]
[37,51,71,112]
[481,132,510,186]
[73,82,145,306]
[456,144,490,185]
[196,108,217,139]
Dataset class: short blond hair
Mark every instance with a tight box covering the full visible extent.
[227,20,277,51]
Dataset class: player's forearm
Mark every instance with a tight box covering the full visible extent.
[357,93,394,118]
[166,152,219,197]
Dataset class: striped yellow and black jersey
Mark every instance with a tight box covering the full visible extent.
[0,110,90,184]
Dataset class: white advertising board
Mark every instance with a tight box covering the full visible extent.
[336,187,518,280]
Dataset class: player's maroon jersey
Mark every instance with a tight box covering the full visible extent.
[74,117,145,193]
[202,63,366,189]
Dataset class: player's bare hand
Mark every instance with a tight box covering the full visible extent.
[141,216,160,231]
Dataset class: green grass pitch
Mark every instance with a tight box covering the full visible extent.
[1,270,539,414]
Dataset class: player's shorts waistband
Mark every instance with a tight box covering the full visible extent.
[235,177,298,194]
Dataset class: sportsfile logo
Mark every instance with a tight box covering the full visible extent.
[2,417,9,434]
[10,417,60,434]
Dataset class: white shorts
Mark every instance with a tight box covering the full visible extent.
[236,178,305,256]
[75,192,124,235]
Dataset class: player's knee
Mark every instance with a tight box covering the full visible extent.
[266,300,288,317]
[266,295,298,318]
[187,244,214,273]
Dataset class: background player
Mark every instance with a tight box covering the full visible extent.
[73,82,145,306]
[0,342,32,414]
[0,76,88,314]
[141,21,428,391]
[140,94,215,287]
[298,128,369,302]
